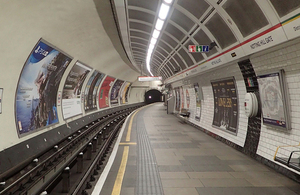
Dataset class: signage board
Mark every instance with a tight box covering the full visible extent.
[138,76,162,81]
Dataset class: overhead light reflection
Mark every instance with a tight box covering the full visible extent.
[164,0,173,4]
[150,37,157,45]
[158,3,170,20]
[155,18,164,30]
[153,29,160,39]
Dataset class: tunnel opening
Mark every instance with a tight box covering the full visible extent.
[145,89,163,104]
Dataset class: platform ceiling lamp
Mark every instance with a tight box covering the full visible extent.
[146,0,173,76]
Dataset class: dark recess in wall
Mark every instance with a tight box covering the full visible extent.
[145,89,162,104]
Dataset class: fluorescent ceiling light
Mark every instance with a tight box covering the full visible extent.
[150,37,157,45]
[153,29,160,39]
[155,18,164,31]
[164,0,173,4]
[149,43,155,51]
[158,3,170,20]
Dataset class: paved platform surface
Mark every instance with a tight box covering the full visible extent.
[95,103,300,195]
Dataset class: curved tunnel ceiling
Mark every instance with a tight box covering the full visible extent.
[113,0,300,81]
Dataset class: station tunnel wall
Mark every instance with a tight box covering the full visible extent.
[167,38,300,178]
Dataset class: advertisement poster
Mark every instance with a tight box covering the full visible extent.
[99,76,115,108]
[110,79,124,106]
[194,83,202,121]
[211,78,238,133]
[185,87,190,109]
[175,88,180,111]
[121,82,131,104]
[84,71,105,112]
[180,86,184,110]
[124,83,131,103]
[16,39,72,135]
[257,72,287,128]
[188,88,196,120]
[62,61,91,119]
[0,88,2,114]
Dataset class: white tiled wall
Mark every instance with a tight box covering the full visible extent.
[251,38,300,169]
[184,62,248,147]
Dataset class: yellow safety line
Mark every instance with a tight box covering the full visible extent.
[125,111,138,142]
[111,146,129,195]
[119,142,137,145]
[125,104,151,141]
[111,104,152,195]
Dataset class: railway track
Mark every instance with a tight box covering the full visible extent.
[0,106,140,195]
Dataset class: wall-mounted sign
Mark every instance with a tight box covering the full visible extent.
[110,79,124,106]
[138,76,162,81]
[62,61,91,119]
[0,88,3,114]
[15,39,72,136]
[188,45,209,53]
[84,71,105,112]
[257,70,291,130]
[211,77,238,134]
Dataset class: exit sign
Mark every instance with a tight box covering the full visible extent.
[188,45,209,53]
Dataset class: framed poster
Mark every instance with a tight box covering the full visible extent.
[0,88,2,114]
[15,39,72,136]
[110,79,124,106]
[211,77,238,134]
[62,61,91,119]
[99,76,115,108]
[175,87,180,111]
[257,70,291,130]
[194,83,202,121]
[120,82,131,104]
[84,71,105,112]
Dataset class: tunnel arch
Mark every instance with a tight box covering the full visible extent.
[145,89,163,104]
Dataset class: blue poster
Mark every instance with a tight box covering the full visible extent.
[16,39,72,135]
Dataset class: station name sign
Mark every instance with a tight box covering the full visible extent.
[138,76,162,81]
[188,45,209,53]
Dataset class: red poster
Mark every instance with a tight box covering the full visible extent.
[99,76,115,108]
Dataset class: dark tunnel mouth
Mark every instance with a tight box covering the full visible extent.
[145,89,163,104]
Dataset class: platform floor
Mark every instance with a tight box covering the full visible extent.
[93,103,300,195]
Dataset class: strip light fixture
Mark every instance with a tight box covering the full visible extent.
[146,0,173,76]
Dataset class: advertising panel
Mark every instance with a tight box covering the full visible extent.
[62,61,91,119]
[211,78,238,133]
[16,39,72,135]
[84,71,105,112]
[0,88,2,114]
[121,82,131,104]
[99,76,115,108]
[180,86,184,110]
[124,83,131,103]
[175,88,180,111]
[194,83,202,121]
[257,71,290,129]
[110,79,124,106]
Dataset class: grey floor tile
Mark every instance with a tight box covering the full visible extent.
[191,164,234,172]
[158,165,194,172]
[196,187,300,195]
[163,187,199,195]
[200,178,252,187]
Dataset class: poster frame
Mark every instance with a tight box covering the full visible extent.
[61,60,92,120]
[0,88,3,114]
[257,69,291,130]
[15,38,73,137]
[211,76,239,135]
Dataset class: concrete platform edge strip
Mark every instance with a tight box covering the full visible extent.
[91,111,135,195]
